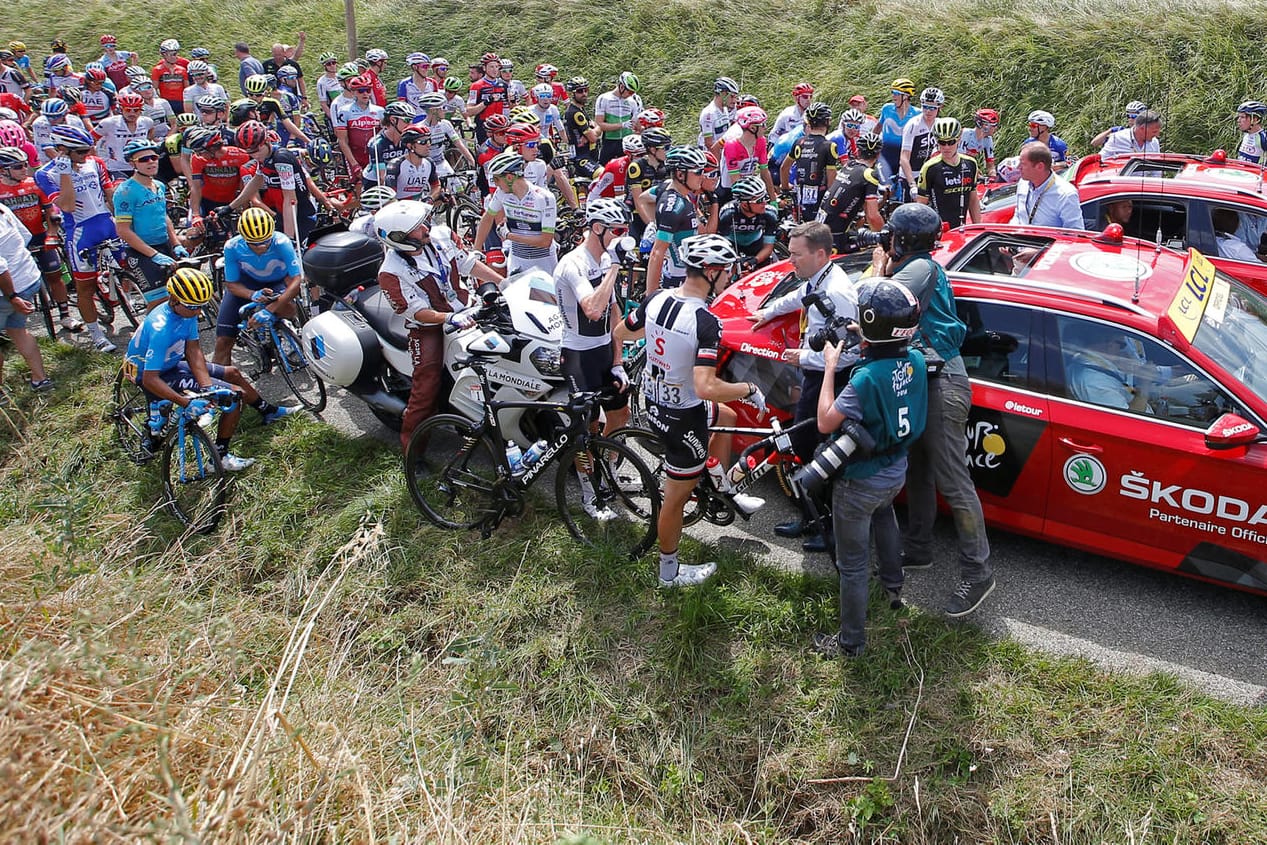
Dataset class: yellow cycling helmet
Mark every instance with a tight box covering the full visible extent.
[8,41,27,53]
[891,78,916,97]
[167,267,215,307]
[508,105,540,126]
[238,207,275,243]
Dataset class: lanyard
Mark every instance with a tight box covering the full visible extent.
[1025,175,1055,223]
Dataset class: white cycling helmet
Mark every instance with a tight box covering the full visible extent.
[532,82,554,100]
[361,184,398,211]
[417,92,446,110]
[375,200,433,251]
[1027,109,1056,128]
[365,48,389,63]
[586,197,631,227]
[159,38,180,53]
[622,133,645,155]
[681,233,739,269]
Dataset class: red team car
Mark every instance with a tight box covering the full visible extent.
[711,225,1267,597]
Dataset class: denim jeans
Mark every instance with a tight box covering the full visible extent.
[832,475,905,653]
[903,371,992,582]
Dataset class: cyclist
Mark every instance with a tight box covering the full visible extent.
[899,87,943,201]
[721,106,776,205]
[151,40,189,113]
[918,117,980,227]
[93,91,156,180]
[878,78,918,190]
[113,139,187,309]
[8,42,35,86]
[959,108,999,181]
[159,112,199,181]
[0,144,82,332]
[563,76,600,177]
[473,150,559,273]
[362,49,390,107]
[363,101,419,189]
[397,53,436,109]
[1234,101,1267,163]
[593,72,643,164]
[185,127,248,217]
[127,267,295,470]
[191,93,234,147]
[1020,110,1070,171]
[348,185,395,236]
[415,92,475,177]
[1090,100,1147,151]
[441,76,466,121]
[698,76,738,156]
[430,57,452,92]
[384,125,441,201]
[233,120,338,248]
[242,73,309,147]
[828,107,867,162]
[782,101,837,220]
[32,99,88,164]
[617,233,764,588]
[647,145,707,292]
[132,79,174,140]
[314,53,342,125]
[716,175,778,269]
[95,35,138,90]
[34,123,119,351]
[508,122,579,210]
[810,278,927,659]
[1099,110,1162,157]
[498,59,526,106]
[45,55,82,96]
[587,133,641,203]
[0,200,54,390]
[332,74,385,178]
[181,61,226,114]
[374,199,502,450]
[0,50,32,100]
[465,52,509,144]
[473,112,511,196]
[625,126,670,236]
[212,208,303,366]
[770,82,815,153]
[77,67,115,124]
[528,83,565,149]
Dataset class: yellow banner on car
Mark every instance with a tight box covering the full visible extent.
[1167,249,1219,343]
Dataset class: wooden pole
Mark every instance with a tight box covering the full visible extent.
[345,0,357,59]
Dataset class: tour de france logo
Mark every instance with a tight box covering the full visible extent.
[1063,454,1107,495]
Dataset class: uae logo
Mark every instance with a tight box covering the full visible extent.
[1063,454,1106,495]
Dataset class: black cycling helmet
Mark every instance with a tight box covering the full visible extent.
[854,279,921,345]
[856,131,883,158]
[641,127,672,149]
[887,203,942,259]
[805,101,832,126]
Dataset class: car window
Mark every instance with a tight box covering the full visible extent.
[1209,205,1267,264]
[1086,196,1187,247]
[957,300,1031,387]
[947,232,1055,278]
[1053,314,1248,427]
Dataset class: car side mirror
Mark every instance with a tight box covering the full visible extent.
[1204,413,1260,450]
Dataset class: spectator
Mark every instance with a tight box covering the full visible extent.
[234,43,265,96]
[0,202,53,392]
[1013,143,1083,229]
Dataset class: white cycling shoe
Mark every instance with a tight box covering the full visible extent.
[220,453,256,472]
[731,492,766,517]
[658,562,717,589]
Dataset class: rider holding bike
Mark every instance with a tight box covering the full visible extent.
[212,208,303,366]
[113,139,188,309]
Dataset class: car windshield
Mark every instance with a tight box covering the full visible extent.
[1191,271,1267,398]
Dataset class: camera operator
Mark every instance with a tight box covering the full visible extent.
[749,221,857,552]
[866,202,994,617]
[806,279,927,658]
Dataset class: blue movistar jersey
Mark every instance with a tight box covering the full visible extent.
[222,232,302,289]
[126,301,199,374]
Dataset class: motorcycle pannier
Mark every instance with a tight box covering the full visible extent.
[303,231,383,296]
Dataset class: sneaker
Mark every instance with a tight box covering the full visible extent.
[811,632,862,659]
[731,492,765,517]
[92,334,117,353]
[658,561,717,589]
[29,378,55,392]
[59,315,84,332]
[885,587,905,611]
[582,498,617,521]
[944,576,996,618]
[901,552,933,571]
[262,405,300,425]
[219,453,256,472]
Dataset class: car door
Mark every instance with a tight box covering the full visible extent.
[1191,200,1267,291]
[955,297,1051,535]
[1042,311,1267,589]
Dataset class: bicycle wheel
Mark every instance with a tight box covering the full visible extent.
[448,196,483,245]
[111,369,154,463]
[110,266,146,329]
[234,325,271,378]
[93,281,116,327]
[556,435,659,558]
[161,423,228,533]
[621,342,650,429]
[405,414,503,530]
[605,426,703,527]
[34,281,56,339]
[273,322,327,411]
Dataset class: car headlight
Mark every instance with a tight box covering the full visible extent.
[530,346,562,376]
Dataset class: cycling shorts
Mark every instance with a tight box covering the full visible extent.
[125,245,176,302]
[139,360,232,398]
[561,346,629,413]
[646,400,718,480]
[26,233,62,273]
[65,214,119,275]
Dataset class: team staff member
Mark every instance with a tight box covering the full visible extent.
[1013,142,1083,229]
[811,279,927,658]
[868,203,994,618]
[112,139,188,308]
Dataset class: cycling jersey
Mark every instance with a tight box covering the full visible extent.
[112,176,169,245]
[721,136,769,189]
[918,154,978,228]
[0,67,30,96]
[625,288,720,410]
[364,68,388,107]
[788,133,837,214]
[553,243,615,351]
[564,102,596,161]
[316,74,341,107]
[1021,134,1069,165]
[531,104,565,146]
[716,202,778,256]
[182,81,228,111]
[522,157,557,191]
[396,76,438,110]
[653,186,698,284]
[189,144,249,205]
[485,183,557,271]
[901,118,938,178]
[332,100,384,167]
[384,155,439,200]
[588,155,630,201]
[240,146,316,223]
[878,103,919,150]
[223,232,302,288]
[959,128,995,174]
[94,114,156,174]
[141,97,175,138]
[594,90,642,141]
[698,101,733,148]
[770,103,805,147]
[467,77,509,138]
[420,118,462,166]
[624,155,664,210]
[31,116,89,164]
[363,131,407,188]
[151,61,188,106]
[48,72,83,93]
[0,178,51,236]
[98,51,137,90]
[816,161,881,249]
[126,302,199,376]
[1237,130,1267,164]
[79,86,116,122]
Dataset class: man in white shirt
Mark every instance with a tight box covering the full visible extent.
[1100,111,1162,158]
[0,202,52,390]
[1014,143,1084,230]
[1212,208,1263,263]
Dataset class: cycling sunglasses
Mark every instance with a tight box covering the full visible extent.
[522,141,539,148]
[133,154,160,163]
[605,225,628,236]
[351,86,372,93]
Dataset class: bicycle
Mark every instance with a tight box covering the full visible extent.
[109,369,237,532]
[233,298,327,411]
[79,237,147,329]
[405,353,661,557]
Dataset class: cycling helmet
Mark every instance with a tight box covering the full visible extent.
[99,34,117,46]
[417,92,446,110]
[483,113,510,132]
[0,122,27,148]
[0,108,15,123]
[506,124,541,144]
[792,82,815,97]
[49,124,94,150]
[174,112,200,127]
[997,155,1022,183]
[635,107,665,129]
[355,58,371,70]
[640,127,672,149]
[1236,100,1267,118]
[974,108,1000,127]
[703,149,719,169]
[238,207,275,243]
[432,57,450,70]
[736,106,767,130]
[1027,109,1055,128]
[187,60,210,77]
[665,145,708,173]
[0,49,12,61]
[499,59,514,71]
[182,127,217,152]
[933,116,962,143]
[565,76,589,93]
[196,93,228,111]
[275,66,298,80]
[856,131,883,157]
[229,99,258,124]
[920,87,945,108]
[10,42,27,53]
[376,199,434,251]
[508,105,539,125]
[486,149,525,176]
[84,67,108,83]
[480,52,500,66]
[160,39,181,53]
[854,278,920,345]
[190,47,211,59]
[61,87,83,106]
[622,133,646,155]
[383,101,419,120]
[891,78,916,97]
[360,184,398,211]
[738,94,761,108]
[46,55,72,73]
[261,73,279,90]
[586,196,631,227]
[122,138,162,161]
[348,74,374,90]
[406,52,431,67]
[50,39,68,52]
[41,98,69,118]
[125,65,149,82]
[365,48,389,63]
[306,136,334,164]
[805,102,832,126]
[714,76,739,95]
[244,74,270,95]
[1124,100,1148,118]
[681,233,739,269]
[167,267,215,307]
[443,76,462,92]
[532,82,554,101]
[318,51,338,64]
[117,92,144,111]
[887,202,942,258]
[399,125,432,145]
[235,120,269,149]
[731,175,768,202]
[618,71,640,93]
[0,146,29,167]
[337,62,361,82]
